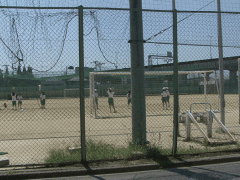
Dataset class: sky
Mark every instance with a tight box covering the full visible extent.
[0,0,239,75]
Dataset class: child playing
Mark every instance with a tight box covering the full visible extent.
[40,92,46,109]
[11,92,17,110]
[161,87,169,110]
[17,93,23,110]
[107,88,116,113]
[127,90,132,107]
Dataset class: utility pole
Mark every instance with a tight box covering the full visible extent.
[129,0,146,145]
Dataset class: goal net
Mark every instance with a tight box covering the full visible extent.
[89,70,219,118]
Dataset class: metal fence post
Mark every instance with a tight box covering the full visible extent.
[79,5,86,163]
[129,0,146,145]
[238,58,240,124]
[172,7,179,156]
[217,0,225,126]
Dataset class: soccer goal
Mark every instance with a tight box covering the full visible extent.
[89,70,218,118]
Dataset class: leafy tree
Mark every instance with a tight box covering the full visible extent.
[0,69,3,79]
[27,65,34,79]
[17,65,21,75]
[27,66,32,74]
[23,65,27,75]
[4,66,9,76]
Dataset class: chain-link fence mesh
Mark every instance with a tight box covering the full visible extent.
[0,2,239,167]
[173,11,240,152]
[0,7,81,165]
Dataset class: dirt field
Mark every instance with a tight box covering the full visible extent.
[0,94,239,165]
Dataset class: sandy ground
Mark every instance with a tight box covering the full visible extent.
[0,94,239,165]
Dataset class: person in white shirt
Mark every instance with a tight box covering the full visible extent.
[107,88,116,113]
[40,92,46,109]
[161,87,170,110]
[11,92,17,110]
[17,93,23,110]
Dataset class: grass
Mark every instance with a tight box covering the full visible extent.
[45,139,240,166]
[45,140,170,164]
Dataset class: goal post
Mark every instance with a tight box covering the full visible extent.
[89,70,217,118]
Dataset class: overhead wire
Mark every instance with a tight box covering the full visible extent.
[145,0,216,42]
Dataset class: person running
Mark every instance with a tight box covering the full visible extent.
[11,92,17,110]
[94,89,98,109]
[17,93,23,110]
[127,90,132,107]
[40,92,46,109]
[107,88,116,113]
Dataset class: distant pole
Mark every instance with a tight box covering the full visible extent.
[172,0,179,156]
[129,0,146,145]
[217,0,225,125]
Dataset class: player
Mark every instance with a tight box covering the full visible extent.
[17,93,23,110]
[165,87,170,108]
[107,88,116,113]
[161,87,168,110]
[94,89,98,109]
[40,92,46,109]
[11,92,17,110]
[127,90,132,107]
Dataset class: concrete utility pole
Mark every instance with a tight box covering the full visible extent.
[129,0,146,145]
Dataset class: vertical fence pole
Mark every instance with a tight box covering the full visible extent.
[217,0,225,125]
[172,7,179,156]
[79,5,86,163]
[129,0,146,145]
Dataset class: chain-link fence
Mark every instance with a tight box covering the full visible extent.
[0,7,81,165]
[0,3,239,167]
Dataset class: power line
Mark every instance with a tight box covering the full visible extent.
[145,0,216,42]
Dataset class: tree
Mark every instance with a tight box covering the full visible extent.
[27,65,34,79]
[0,69,3,78]
[4,66,9,77]
[17,64,21,75]
[22,65,27,75]
[27,66,32,74]
[0,69,3,86]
